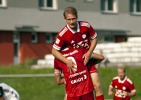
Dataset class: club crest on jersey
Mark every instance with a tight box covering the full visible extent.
[82,34,86,39]
[122,86,126,90]
[55,38,60,44]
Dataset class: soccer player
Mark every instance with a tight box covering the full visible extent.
[0,82,20,100]
[54,48,95,100]
[52,6,104,100]
[108,66,136,100]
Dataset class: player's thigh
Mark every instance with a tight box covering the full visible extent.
[90,73,100,85]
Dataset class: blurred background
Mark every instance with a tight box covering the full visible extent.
[0,0,141,100]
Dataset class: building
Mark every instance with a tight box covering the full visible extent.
[0,0,141,65]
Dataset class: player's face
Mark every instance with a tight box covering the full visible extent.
[65,13,77,30]
[118,69,125,80]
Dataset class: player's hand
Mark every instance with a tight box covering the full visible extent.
[122,91,128,97]
[83,52,91,65]
[65,59,76,73]
[108,91,113,96]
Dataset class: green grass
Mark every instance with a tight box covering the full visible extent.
[0,64,140,100]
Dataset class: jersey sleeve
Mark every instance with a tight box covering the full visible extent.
[53,35,64,50]
[89,24,97,39]
[110,78,115,88]
[127,78,136,93]
[53,26,68,50]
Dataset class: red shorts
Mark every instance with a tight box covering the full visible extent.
[87,59,98,74]
[66,91,94,100]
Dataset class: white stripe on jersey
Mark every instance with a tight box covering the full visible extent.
[91,32,97,39]
[80,22,90,28]
[59,27,68,37]
[53,44,61,50]
[127,78,133,84]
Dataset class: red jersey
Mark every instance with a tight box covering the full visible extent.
[53,21,97,51]
[110,76,136,100]
[54,49,94,97]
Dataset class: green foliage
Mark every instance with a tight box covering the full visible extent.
[0,65,140,100]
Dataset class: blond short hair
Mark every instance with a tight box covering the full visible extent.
[63,7,78,19]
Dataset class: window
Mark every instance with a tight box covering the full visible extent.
[39,0,58,10]
[32,32,38,43]
[130,0,141,15]
[0,0,7,7]
[101,0,118,13]
[46,33,53,43]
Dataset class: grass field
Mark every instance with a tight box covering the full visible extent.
[0,63,141,100]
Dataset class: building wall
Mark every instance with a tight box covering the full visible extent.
[0,31,13,65]
[0,0,140,35]
[20,32,52,63]
[0,31,52,65]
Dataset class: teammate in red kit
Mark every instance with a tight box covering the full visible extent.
[52,6,104,100]
[108,66,136,100]
[54,48,94,100]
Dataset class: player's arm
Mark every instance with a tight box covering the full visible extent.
[122,90,136,97]
[92,53,105,64]
[83,37,97,65]
[52,48,69,64]
[52,48,75,72]
[55,74,65,85]
[54,69,65,85]
[0,87,5,100]
[108,85,113,96]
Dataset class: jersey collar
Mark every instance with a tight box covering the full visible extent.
[67,22,80,34]
[118,76,127,83]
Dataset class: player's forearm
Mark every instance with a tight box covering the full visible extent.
[55,75,65,85]
[88,38,97,55]
[108,86,113,96]
[127,92,136,97]
[52,48,69,64]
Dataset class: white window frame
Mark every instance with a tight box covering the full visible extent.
[0,0,7,7]
[102,0,118,14]
[31,32,38,43]
[39,0,58,10]
[131,0,141,15]
[46,33,53,43]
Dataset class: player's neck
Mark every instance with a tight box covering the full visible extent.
[71,26,77,31]
[120,75,126,81]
